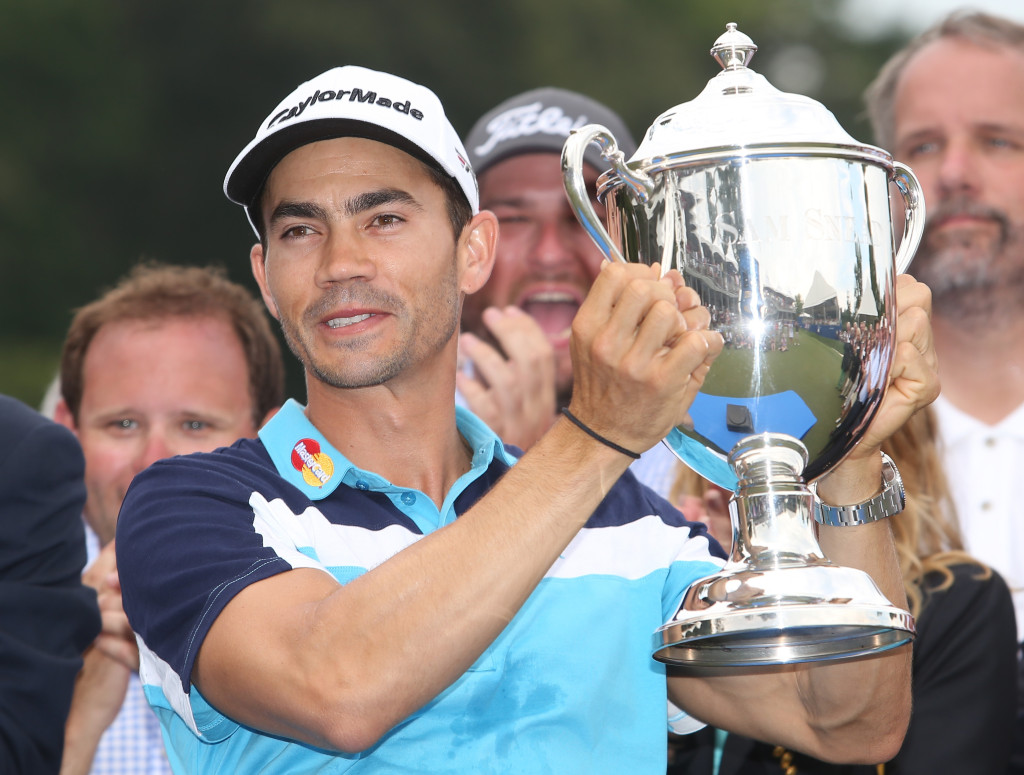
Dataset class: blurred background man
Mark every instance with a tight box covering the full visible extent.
[866,10,1024,771]
[52,263,285,775]
[460,88,635,411]
[866,9,1024,643]
[458,87,681,492]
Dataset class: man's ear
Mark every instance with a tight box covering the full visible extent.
[53,398,77,434]
[250,242,280,320]
[458,210,499,296]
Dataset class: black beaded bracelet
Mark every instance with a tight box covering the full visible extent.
[560,407,641,460]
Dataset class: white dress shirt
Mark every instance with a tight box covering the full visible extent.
[933,394,1024,642]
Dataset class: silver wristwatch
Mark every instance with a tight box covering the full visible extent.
[813,453,905,527]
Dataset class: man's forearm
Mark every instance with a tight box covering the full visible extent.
[195,417,637,753]
[798,518,912,757]
[667,454,912,763]
[60,648,132,775]
[781,452,912,759]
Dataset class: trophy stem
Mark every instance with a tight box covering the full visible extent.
[654,433,914,666]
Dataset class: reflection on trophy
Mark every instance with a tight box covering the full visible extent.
[562,23,925,666]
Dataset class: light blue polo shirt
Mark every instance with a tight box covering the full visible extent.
[118,399,724,774]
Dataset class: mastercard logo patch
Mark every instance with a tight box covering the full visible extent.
[291,438,334,487]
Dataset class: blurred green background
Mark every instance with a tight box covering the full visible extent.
[0,0,952,407]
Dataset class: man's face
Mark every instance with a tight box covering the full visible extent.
[57,316,261,545]
[463,153,606,398]
[251,137,471,395]
[892,38,1024,308]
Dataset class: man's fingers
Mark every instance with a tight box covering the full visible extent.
[95,633,141,672]
[457,310,558,451]
[82,540,118,590]
[483,307,554,367]
[459,332,509,386]
[888,339,940,406]
[584,266,682,360]
[897,305,936,368]
[567,260,723,450]
[455,369,500,426]
[854,274,940,453]
[894,287,936,371]
[894,272,931,316]
[674,283,704,314]
[99,608,133,639]
[629,298,690,359]
[891,274,939,400]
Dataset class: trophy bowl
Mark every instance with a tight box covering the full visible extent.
[562,23,924,666]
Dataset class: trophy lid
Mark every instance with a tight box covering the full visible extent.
[632,23,872,160]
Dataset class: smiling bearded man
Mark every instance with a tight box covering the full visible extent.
[456,88,638,450]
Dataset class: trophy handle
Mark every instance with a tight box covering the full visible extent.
[561,123,654,263]
[891,161,926,274]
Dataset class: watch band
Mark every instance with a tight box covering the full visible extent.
[813,452,906,527]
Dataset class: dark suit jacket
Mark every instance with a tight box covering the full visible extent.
[0,395,101,774]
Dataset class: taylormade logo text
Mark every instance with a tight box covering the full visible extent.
[267,87,425,128]
[473,101,588,157]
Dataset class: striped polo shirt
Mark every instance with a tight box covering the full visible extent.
[118,399,724,774]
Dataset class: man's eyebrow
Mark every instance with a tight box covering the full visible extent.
[898,122,1024,145]
[974,121,1024,137]
[268,189,421,228]
[268,200,330,227]
[344,188,421,216]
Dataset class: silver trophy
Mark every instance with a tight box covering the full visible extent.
[562,23,925,666]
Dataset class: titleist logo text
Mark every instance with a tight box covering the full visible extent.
[473,101,588,157]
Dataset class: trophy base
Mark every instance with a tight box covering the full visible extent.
[654,563,915,667]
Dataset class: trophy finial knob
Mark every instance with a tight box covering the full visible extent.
[711,22,757,71]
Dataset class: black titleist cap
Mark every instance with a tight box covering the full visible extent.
[464,87,637,176]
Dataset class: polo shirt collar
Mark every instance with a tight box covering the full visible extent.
[258,398,514,500]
